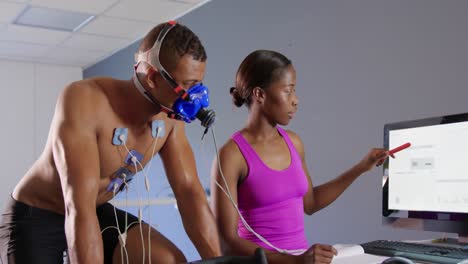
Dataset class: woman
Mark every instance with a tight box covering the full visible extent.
[211,50,388,264]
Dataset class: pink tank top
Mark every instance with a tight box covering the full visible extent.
[231,126,309,251]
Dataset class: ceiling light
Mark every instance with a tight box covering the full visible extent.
[13,6,94,32]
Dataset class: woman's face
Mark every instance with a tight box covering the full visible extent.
[261,65,298,126]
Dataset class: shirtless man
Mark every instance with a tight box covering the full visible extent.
[0,21,221,264]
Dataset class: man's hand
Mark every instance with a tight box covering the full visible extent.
[297,244,337,264]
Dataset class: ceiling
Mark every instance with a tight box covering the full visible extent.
[0,0,211,69]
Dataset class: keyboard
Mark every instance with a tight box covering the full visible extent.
[361,240,468,264]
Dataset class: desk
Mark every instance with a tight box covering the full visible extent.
[331,243,441,264]
[332,254,430,264]
[332,253,387,264]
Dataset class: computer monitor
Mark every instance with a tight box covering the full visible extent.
[382,113,468,243]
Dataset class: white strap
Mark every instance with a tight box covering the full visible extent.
[132,73,156,105]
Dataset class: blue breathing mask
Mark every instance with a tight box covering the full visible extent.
[173,83,211,123]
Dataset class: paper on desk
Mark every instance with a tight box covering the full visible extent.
[332,244,388,264]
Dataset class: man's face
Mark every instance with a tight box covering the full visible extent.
[153,54,206,108]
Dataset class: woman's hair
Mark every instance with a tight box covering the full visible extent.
[230,50,291,108]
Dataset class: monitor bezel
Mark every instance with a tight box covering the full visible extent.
[382,112,468,222]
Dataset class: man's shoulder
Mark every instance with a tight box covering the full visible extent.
[55,78,121,126]
[60,77,120,108]
[65,77,114,96]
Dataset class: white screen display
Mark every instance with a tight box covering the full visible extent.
[388,121,468,213]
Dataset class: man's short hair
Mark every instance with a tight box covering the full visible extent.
[138,23,207,72]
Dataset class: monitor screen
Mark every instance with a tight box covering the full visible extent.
[383,113,468,222]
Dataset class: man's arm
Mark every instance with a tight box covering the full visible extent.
[159,121,221,259]
[52,84,103,263]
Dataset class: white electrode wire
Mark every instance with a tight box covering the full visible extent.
[140,136,159,264]
[134,161,146,264]
[197,130,213,191]
[113,186,126,264]
[122,134,160,264]
[101,182,128,263]
[101,225,129,264]
[144,133,160,263]
[122,143,146,263]
[144,132,160,176]
[122,138,159,191]
[102,186,130,264]
[121,181,132,263]
[125,183,129,243]
[121,245,124,264]
[123,246,129,264]
[210,126,306,255]
[108,131,159,263]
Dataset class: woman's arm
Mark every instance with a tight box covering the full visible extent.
[287,130,387,215]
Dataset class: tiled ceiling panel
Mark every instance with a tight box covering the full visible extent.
[0,40,50,59]
[105,0,193,23]
[0,2,27,23]
[29,0,119,14]
[43,46,106,66]
[61,33,130,52]
[0,0,212,68]
[80,16,154,40]
[0,24,71,45]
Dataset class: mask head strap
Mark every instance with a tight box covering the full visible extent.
[134,21,188,100]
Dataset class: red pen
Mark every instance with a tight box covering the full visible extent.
[377,142,411,167]
[389,142,411,155]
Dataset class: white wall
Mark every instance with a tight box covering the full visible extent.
[0,59,82,210]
